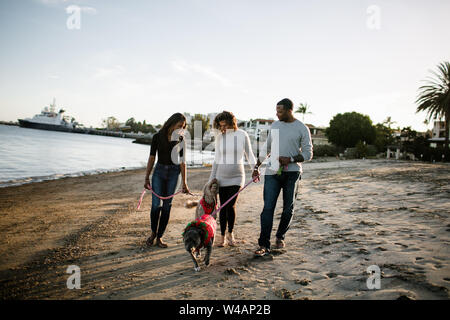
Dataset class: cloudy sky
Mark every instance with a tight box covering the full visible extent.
[1,0,449,130]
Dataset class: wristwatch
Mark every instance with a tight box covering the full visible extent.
[290,157,295,163]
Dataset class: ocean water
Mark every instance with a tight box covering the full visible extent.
[0,125,214,187]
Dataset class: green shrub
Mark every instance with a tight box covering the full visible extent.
[313,144,340,157]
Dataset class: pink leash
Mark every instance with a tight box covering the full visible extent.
[136,174,260,212]
[210,173,260,219]
[136,188,182,210]
[137,156,268,211]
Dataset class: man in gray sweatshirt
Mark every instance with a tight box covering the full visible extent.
[253,98,313,256]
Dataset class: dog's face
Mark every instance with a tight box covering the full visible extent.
[209,179,219,194]
[184,228,202,252]
[204,178,219,199]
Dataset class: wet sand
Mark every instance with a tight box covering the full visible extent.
[0,159,449,299]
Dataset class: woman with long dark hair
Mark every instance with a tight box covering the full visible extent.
[144,113,190,248]
[210,111,256,247]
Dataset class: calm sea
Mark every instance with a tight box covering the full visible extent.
[0,125,213,188]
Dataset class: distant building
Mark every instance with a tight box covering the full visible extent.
[207,113,218,130]
[118,123,131,132]
[183,112,192,124]
[305,124,330,146]
[239,118,274,138]
[239,120,330,146]
[429,120,449,148]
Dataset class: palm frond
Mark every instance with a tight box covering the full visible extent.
[416,61,450,121]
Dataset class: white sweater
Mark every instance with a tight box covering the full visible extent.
[209,129,257,187]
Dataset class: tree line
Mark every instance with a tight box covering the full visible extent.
[98,61,449,160]
[322,61,449,161]
[101,116,159,134]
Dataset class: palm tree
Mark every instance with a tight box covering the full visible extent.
[416,61,450,151]
[383,116,396,128]
[295,102,313,122]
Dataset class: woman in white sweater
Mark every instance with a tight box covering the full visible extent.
[210,111,257,247]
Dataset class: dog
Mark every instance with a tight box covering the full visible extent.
[183,179,219,272]
[185,178,219,219]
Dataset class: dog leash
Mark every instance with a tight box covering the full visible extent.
[209,154,273,218]
[210,173,260,219]
[137,188,197,210]
[137,155,269,211]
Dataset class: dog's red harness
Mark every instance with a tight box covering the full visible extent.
[199,197,217,215]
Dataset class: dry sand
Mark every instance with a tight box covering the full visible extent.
[0,159,449,300]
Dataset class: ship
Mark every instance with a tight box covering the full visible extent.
[18,98,79,132]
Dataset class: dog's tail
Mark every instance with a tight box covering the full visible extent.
[185,200,199,209]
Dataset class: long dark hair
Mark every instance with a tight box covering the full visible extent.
[160,113,187,141]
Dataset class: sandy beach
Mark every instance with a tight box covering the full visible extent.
[0,159,449,300]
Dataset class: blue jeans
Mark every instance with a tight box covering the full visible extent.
[150,163,181,238]
[258,171,301,249]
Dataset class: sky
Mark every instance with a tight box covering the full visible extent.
[0,0,449,131]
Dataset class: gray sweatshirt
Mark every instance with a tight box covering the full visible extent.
[260,119,313,175]
[209,129,257,187]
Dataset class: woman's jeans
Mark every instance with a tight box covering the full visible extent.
[150,163,181,238]
[258,171,301,249]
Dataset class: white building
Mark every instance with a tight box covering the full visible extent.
[429,120,449,148]
[207,112,218,130]
[305,124,330,146]
[183,112,192,125]
[240,118,274,139]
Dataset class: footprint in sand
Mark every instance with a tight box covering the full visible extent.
[295,279,311,286]
[326,272,338,278]
[357,248,370,255]
[224,268,240,276]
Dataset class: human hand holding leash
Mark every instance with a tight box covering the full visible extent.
[278,156,291,166]
[252,167,260,182]
[277,157,290,175]
[182,183,192,195]
[144,177,151,190]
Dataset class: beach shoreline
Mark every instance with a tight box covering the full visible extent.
[0,159,449,299]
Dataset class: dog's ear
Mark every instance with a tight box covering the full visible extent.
[209,179,218,190]
[203,180,211,197]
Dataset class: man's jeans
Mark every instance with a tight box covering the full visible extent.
[258,171,301,249]
[150,163,180,238]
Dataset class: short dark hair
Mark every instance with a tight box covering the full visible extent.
[213,111,238,131]
[277,98,293,111]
